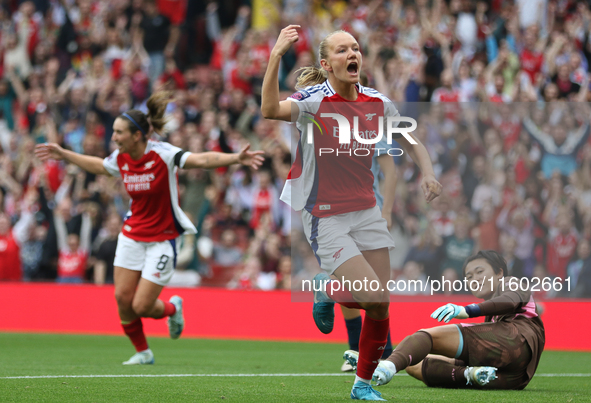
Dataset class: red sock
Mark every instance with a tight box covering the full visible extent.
[157,300,176,319]
[356,316,390,380]
[327,281,363,309]
[122,318,148,352]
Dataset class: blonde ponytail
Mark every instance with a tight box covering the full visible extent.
[295,66,327,89]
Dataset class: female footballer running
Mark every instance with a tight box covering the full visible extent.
[36,91,264,365]
[262,25,441,400]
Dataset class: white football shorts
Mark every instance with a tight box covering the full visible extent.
[113,233,178,286]
[301,205,395,274]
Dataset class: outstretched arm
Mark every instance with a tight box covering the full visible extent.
[12,193,37,246]
[431,287,531,323]
[35,143,109,176]
[261,25,300,121]
[54,213,68,252]
[183,144,264,170]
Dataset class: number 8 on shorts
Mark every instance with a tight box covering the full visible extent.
[114,233,178,286]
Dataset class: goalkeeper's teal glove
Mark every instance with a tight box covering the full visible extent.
[431,303,469,323]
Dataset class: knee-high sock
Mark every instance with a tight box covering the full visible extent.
[345,316,362,351]
[155,300,176,319]
[122,318,148,352]
[356,316,390,380]
[421,357,467,388]
[328,281,362,309]
[345,318,392,357]
[386,331,432,372]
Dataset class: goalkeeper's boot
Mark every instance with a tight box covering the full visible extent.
[345,350,395,386]
[168,295,184,339]
[350,381,386,401]
[465,366,498,386]
[372,361,396,386]
[312,272,335,334]
[122,349,154,365]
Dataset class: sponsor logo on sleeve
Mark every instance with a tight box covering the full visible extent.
[290,90,311,101]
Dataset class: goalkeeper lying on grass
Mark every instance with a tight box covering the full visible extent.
[345,250,545,390]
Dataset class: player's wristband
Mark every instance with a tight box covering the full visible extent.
[464,304,481,318]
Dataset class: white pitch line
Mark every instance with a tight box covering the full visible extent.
[0,373,589,380]
[534,374,591,377]
[0,373,355,380]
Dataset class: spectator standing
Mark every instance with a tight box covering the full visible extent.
[135,0,179,85]
[568,238,591,298]
[92,212,122,285]
[547,211,578,279]
[55,203,92,283]
[0,191,35,281]
[441,214,475,277]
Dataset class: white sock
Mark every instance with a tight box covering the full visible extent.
[139,348,152,354]
[354,375,371,385]
[381,360,396,373]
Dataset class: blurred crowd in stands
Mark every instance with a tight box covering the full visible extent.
[0,0,591,298]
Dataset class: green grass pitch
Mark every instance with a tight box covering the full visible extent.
[0,333,590,402]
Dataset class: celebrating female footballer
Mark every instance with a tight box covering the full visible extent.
[262,25,441,400]
[344,250,545,391]
[35,91,264,365]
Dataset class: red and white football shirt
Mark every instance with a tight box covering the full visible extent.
[103,140,197,242]
[490,113,522,152]
[430,87,466,103]
[520,48,543,84]
[430,87,466,121]
[0,232,21,281]
[547,229,578,280]
[280,81,403,217]
[57,250,88,279]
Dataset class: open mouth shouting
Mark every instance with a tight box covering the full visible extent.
[347,61,359,78]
